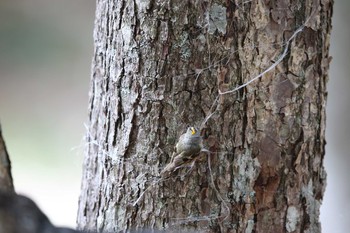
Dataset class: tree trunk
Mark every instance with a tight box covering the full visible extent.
[0,123,14,194]
[77,0,333,232]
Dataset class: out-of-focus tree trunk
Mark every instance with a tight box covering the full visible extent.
[0,125,79,233]
[0,123,14,194]
[77,0,333,232]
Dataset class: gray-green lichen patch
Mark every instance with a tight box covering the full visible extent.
[174,32,191,60]
[232,150,261,202]
[286,206,300,232]
[208,3,227,35]
[301,180,321,233]
[196,34,206,51]
[245,219,255,233]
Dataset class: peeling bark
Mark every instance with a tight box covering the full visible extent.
[77,0,333,232]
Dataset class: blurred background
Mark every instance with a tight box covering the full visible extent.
[0,0,95,228]
[0,0,347,232]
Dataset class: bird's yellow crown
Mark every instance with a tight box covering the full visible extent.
[190,127,196,135]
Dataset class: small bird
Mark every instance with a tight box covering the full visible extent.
[160,127,203,178]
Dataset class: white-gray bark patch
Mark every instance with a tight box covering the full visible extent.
[286,206,300,232]
[208,3,227,35]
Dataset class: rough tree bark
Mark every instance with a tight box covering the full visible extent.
[77,0,333,232]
